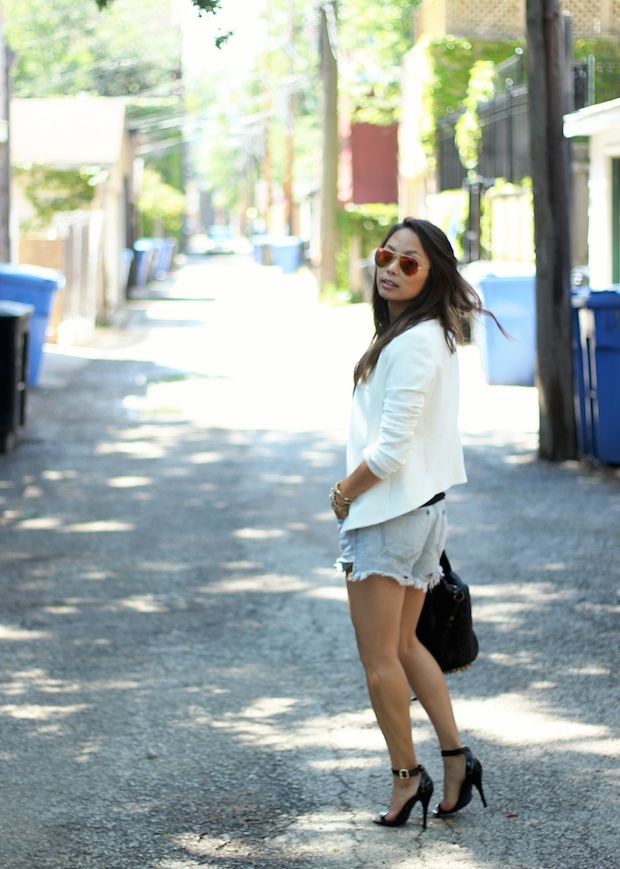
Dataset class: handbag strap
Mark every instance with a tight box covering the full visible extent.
[436,552,466,638]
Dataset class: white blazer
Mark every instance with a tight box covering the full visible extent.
[340,319,467,532]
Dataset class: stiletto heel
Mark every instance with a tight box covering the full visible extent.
[374,764,434,830]
[433,747,488,818]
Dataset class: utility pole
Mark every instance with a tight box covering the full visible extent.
[526,0,577,460]
[0,19,11,262]
[283,0,295,235]
[260,16,273,235]
[319,1,338,291]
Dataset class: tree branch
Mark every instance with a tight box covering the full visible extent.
[95,0,223,14]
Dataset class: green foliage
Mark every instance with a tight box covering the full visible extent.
[337,204,399,255]
[426,189,468,260]
[573,37,620,60]
[5,1,185,192]
[336,203,398,295]
[420,35,524,158]
[187,0,322,227]
[123,98,185,191]
[137,169,186,238]
[5,0,182,98]
[573,38,620,105]
[95,0,230,45]
[13,166,97,231]
[199,113,245,214]
[96,0,221,12]
[339,0,421,125]
[454,61,495,171]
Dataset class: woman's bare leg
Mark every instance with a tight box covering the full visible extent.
[398,585,466,811]
[347,574,423,821]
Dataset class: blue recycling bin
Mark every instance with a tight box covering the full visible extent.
[251,235,274,265]
[572,289,620,464]
[156,238,177,277]
[145,239,164,281]
[464,261,537,386]
[132,239,156,288]
[0,264,65,386]
[271,237,303,274]
[136,237,177,280]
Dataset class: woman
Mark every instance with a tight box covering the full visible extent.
[331,217,492,830]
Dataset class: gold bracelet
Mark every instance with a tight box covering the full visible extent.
[330,482,354,510]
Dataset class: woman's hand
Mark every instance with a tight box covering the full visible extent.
[330,464,380,520]
[330,481,353,519]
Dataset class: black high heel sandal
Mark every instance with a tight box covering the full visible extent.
[433,746,488,818]
[374,764,434,830]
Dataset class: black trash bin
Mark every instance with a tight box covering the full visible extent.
[0,301,34,453]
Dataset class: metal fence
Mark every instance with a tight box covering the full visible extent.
[438,56,620,191]
[438,90,530,191]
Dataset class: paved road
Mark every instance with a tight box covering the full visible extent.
[1,254,618,868]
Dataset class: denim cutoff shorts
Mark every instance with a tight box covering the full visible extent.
[336,500,448,590]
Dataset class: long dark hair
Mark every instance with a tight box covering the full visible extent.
[354,217,504,386]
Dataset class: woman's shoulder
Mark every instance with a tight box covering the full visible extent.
[388,319,445,353]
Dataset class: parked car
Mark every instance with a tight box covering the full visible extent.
[201,226,253,256]
[206,225,235,254]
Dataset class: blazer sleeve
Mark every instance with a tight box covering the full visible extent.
[362,328,437,479]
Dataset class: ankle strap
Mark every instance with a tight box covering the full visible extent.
[392,764,423,779]
[441,746,469,757]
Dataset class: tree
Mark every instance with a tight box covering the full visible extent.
[5,0,181,98]
[137,168,186,237]
[96,0,221,13]
[526,0,577,460]
[316,1,420,291]
[5,0,186,194]
[95,0,232,47]
[86,0,417,291]
[339,0,419,125]
[182,0,320,238]
[319,1,339,291]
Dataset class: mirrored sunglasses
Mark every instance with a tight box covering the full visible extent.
[374,248,424,277]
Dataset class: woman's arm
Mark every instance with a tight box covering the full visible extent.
[330,460,380,519]
[331,326,440,520]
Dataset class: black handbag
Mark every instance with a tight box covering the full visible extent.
[416,551,479,674]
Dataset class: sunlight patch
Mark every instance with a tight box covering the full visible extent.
[2,703,90,720]
[62,520,135,533]
[188,452,225,464]
[0,624,50,641]
[449,694,614,746]
[233,528,285,540]
[261,473,305,484]
[96,441,166,459]
[43,604,79,615]
[567,665,611,676]
[42,469,78,480]
[113,595,168,613]
[239,697,299,720]
[203,574,309,594]
[107,476,153,488]
[304,585,348,602]
[82,571,111,580]
[17,517,62,530]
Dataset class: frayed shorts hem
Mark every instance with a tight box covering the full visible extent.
[335,500,448,592]
[336,562,443,591]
